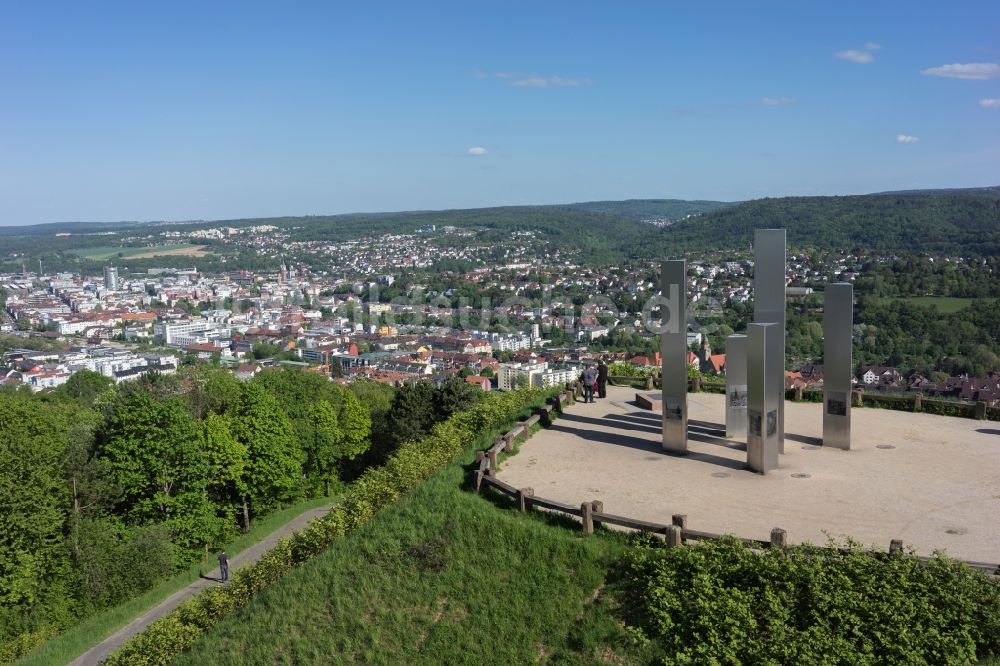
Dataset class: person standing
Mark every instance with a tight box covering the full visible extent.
[597,359,608,399]
[581,364,597,403]
[218,550,229,583]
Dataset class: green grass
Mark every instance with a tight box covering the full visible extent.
[17,495,337,666]
[173,441,636,665]
[67,244,206,261]
[880,296,981,313]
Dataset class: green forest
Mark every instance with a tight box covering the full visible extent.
[0,368,485,662]
[3,188,1000,274]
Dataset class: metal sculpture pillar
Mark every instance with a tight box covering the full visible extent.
[753,229,786,453]
[725,334,747,438]
[660,260,687,453]
[823,282,853,449]
[747,323,781,472]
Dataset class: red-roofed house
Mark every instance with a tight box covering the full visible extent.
[464,375,491,391]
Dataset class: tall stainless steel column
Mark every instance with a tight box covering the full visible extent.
[747,323,780,472]
[753,229,786,453]
[660,260,687,453]
[725,334,747,438]
[823,282,853,449]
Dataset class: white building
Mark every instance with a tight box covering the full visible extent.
[497,361,575,390]
[154,318,229,345]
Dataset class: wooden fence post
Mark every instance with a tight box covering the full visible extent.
[666,524,683,548]
[517,488,534,512]
[644,375,654,390]
[671,514,688,529]
[889,539,903,555]
[503,430,517,453]
[912,393,922,411]
[487,448,498,471]
[474,451,486,490]
[770,528,787,549]
[975,401,988,420]
[794,385,803,401]
[591,500,603,530]
[581,502,594,534]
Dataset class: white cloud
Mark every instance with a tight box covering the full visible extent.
[980,98,1000,108]
[476,70,592,88]
[760,97,798,106]
[920,63,1000,80]
[466,146,488,156]
[897,134,920,144]
[865,42,883,50]
[836,49,874,64]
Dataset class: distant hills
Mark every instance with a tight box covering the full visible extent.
[654,189,1000,257]
[553,198,734,221]
[2,187,999,268]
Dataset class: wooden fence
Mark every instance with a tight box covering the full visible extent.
[608,375,999,421]
[473,383,1000,577]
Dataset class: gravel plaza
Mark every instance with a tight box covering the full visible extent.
[497,384,1000,563]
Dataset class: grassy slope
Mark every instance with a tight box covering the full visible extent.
[175,448,634,665]
[17,496,336,666]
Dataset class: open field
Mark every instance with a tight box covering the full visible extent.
[67,244,210,260]
[879,296,981,312]
[498,385,1000,563]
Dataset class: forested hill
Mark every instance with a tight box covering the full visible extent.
[644,190,1000,257]
[2,189,999,269]
[552,198,733,221]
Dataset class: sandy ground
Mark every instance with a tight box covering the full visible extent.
[498,385,1000,563]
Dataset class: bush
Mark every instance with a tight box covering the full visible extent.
[104,388,546,665]
[618,537,1000,665]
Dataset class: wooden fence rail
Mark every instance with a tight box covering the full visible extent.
[472,383,1000,577]
[608,375,998,421]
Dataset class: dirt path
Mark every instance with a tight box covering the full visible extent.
[68,504,333,666]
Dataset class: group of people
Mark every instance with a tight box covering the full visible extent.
[579,359,608,404]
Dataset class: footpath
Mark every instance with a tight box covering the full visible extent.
[67,504,334,666]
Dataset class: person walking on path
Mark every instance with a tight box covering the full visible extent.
[581,364,597,403]
[218,550,229,583]
[597,359,608,399]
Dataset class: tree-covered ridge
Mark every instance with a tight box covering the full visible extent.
[553,198,734,220]
[2,189,1000,271]
[653,192,1000,256]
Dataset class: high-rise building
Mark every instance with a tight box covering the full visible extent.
[104,266,118,291]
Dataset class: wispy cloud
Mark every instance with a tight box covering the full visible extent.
[865,42,883,50]
[512,75,592,88]
[760,97,798,106]
[466,146,488,157]
[475,70,593,88]
[920,62,1000,80]
[897,134,920,144]
[980,98,1000,108]
[836,49,874,64]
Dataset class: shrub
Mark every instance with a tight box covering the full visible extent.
[618,537,1000,665]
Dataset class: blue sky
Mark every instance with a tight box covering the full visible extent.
[1,1,998,225]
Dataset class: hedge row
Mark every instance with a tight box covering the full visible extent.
[104,388,547,666]
[620,536,1000,664]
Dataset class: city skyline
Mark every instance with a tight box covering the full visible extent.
[2,0,999,225]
